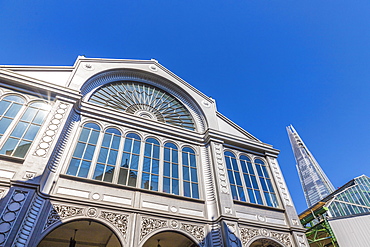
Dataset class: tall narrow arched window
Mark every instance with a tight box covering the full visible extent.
[224,151,245,201]
[0,101,49,158]
[93,128,121,182]
[141,138,160,191]
[240,155,263,205]
[67,123,100,178]
[163,142,179,195]
[118,133,141,187]
[0,95,25,139]
[255,159,278,207]
[182,147,199,199]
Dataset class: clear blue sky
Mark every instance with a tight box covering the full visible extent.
[1,1,370,213]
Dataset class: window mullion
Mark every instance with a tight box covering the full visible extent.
[136,138,145,188]
[253,161,268,206]
[112,134,124,184]
[86,129,104,179]
[238,157,249,203]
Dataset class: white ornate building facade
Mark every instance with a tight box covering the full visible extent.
[0,57,308,247]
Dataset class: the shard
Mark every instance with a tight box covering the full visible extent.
[287,125,335,207]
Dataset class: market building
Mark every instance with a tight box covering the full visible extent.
[0,57,308,247]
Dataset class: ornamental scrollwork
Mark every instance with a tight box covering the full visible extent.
[140,217,167,240]
[239,226,292,247]
[180,223,205,243]
[43,204,84,230]
[100,211,128,236]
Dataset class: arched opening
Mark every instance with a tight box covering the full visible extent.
[142,231,198,247]
[249,238,283,247]
[38,219,122,247]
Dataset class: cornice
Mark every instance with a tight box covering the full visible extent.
[0,68,80,100]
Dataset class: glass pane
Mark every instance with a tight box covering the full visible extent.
[164,148,170,161]
[0,100,11,115]
[144,143,152,157]
[248,189,256,203]
[230,185,238,200]
[184,181,191,197]
[0,137,18,155]
[183,166,189,181]
[79,128,90,142]
[141,173,150,189]
[128,171,137,187]
[191,168,198,182]
[89,130,100,144]
[131,154,139,169]
[123,138,133,152]
[33,110,48,124]
[102,134,112,147]
[238,186,246,201]
[108,150,118,165]
[118,169,128,185]
[182,152,189,166]
[0,118,12,135]
[13,141,31,158]
[172,164,178,178]
[106,128,120,135]
[5,103,22,118]
[192,183,199,199]
[151,175,159,191]
[163,177,170,193]
[84,144,96,160]
[164,162,170,177]
[67,158,80,176]
[3,95,24,103]
[78,161,91,178]
[126,133,140,140]
[111,135,121,149]
[23,124,40,140]
[172,180,179,195]
[152,159,159,174]
[235,172,242,186]
[228,170,235,184]
[104,166,114,182]
[244,175,252,187]
[133,140,141,154]
[93,163,105,180]
[97,148,108,163]
[73,142,85,158]
[190,154,196,167]
[21,107,37,122]
[225,157,232,169]
[11,121,28,138]
[84,123,100,130]
[143,157,151,173]
[153,145,160,159]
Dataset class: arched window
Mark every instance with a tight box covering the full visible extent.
[141,138,160,191]
[0,95,25,139]
[66,123,100,178]
[0,100,49,158]
[182,147,199,199]
[118,133,141,187]
[255,159,278,207]
[93,128,121,182]
[163,142,179,195]
[224,151,245,201]
[240,155,263,205]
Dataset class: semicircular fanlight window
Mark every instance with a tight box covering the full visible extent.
[89,82,195,130]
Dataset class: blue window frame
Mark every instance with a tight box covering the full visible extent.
[93,128,121,182]
[163,142,179,195]
[224,151,245,201]
[67,123,100,178]
[118,133,141,187]
[182,147,199,199]
[0,98,50,158]
[141,138,160,191]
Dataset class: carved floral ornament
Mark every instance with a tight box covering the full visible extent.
[140,217,205,245]
[43,204,128,237]
[239,226,292,247]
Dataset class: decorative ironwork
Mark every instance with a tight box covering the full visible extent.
[140,217,167,240]
[180,223,205,243]
[43,204,84,230]
[100,211,128,235]
[89,82,195,130]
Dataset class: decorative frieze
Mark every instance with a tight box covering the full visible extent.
[214,143,229,194]
[239,226,292,247]
[140,217,167,240]
[0,190,28,246]
[100,211,128,236]
[180,223,205,244]
[34,102,70,157]
[43,204,84,231]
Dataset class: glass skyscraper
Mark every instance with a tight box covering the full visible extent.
[287,125,335,207]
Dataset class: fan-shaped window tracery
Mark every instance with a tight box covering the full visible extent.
[89,82,195,130]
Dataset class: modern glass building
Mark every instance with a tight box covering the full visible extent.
[0,57,308,247]
[286,125,335,207]
[300,175,370,247]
